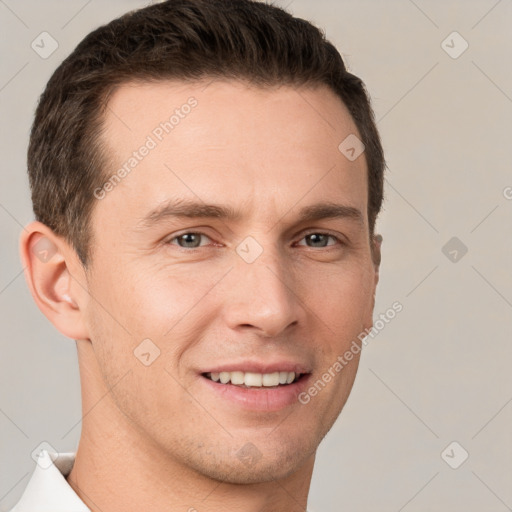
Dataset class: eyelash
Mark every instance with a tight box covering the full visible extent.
[165,231,345,250]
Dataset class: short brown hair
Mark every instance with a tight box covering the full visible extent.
[28,0,385,267]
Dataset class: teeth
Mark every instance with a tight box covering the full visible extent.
[230,371,244,385]
[262,372,280,386]
[245,372,262,387]
[206,371,298,387]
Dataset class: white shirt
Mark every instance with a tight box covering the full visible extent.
[8,449,90,512]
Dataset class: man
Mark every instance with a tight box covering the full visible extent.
[14,0,384,510]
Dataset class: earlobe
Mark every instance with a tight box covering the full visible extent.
[19,221,89,341]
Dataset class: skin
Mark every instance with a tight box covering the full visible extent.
[20,79,381,512]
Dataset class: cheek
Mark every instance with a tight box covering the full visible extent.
[306,260,375,342]
[90,257,216,335]
[86,262,225,388]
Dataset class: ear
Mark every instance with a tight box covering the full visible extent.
[19,221,90,341]
[368,233,382,313]
[372,233,382,286]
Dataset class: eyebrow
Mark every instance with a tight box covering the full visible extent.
[135,198,364,230]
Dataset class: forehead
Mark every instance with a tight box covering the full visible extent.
[94,79,368,231]
[102,79,359,152]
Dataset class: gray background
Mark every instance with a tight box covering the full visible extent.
[1,0,511,510]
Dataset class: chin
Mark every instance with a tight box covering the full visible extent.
[200,458,305,485]
[186,439,317,485]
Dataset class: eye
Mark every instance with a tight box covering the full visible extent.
[167,232,212,249]
[165,231,343,250]
[296,232,342,248]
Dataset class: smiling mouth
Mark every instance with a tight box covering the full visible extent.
[202,371,306,388]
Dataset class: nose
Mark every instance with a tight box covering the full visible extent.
[222,242,302,338]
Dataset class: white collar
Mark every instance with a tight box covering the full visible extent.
[10,449,90,511]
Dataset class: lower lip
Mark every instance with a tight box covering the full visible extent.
[199,374,312,412]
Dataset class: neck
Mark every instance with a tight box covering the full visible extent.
[66,341,315,512]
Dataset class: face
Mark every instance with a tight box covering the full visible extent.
[82,79,379,484]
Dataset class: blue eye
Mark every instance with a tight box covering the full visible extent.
[169,232,211,249]
[297,233,340,248]
[166,231,342,251]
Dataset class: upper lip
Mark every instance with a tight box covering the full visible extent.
[201,360,312,375]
